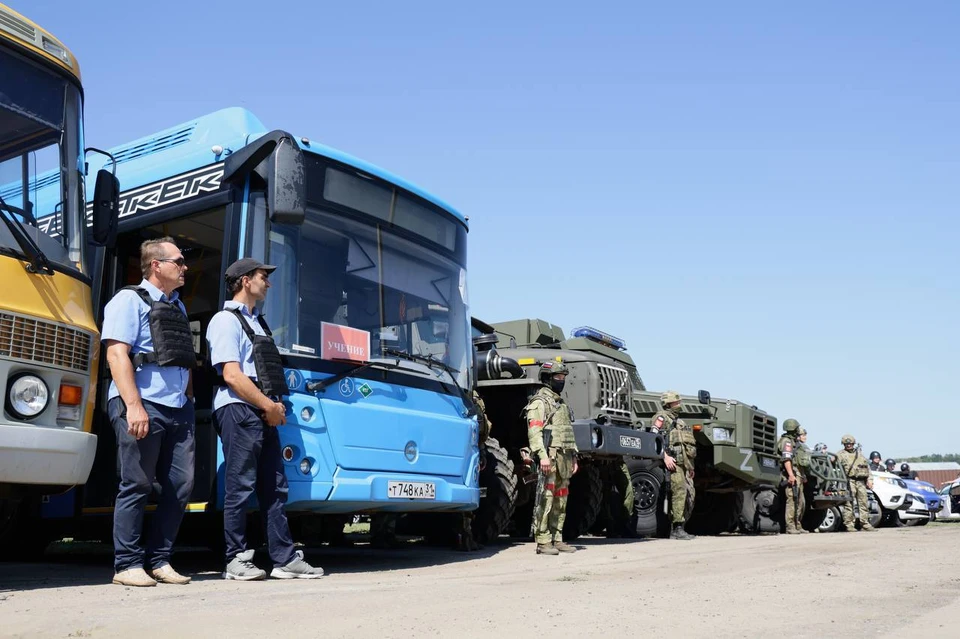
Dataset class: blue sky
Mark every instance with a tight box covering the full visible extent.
[20,1,958,457]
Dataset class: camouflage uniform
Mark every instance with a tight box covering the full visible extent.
[652,391,696,538]
[526,368,578,554]
[615,460,635,532]
[777,419,807,533]
[457,391,491,551]
[836,435,875,531]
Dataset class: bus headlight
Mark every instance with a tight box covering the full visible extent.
[8,374,49,419]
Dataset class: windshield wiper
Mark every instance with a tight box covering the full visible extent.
[383,347,476,416]
[306,358,401,392]
[0,193,53,275]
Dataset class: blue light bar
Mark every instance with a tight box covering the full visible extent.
[570,326,627,351]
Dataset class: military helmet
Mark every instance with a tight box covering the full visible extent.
[660,390,681,404]
[901,463,911,472]
[782,418,800,433]
[870,450,881,461]
[841,434,856,445]
[538,359,568,379]
[885,458,896,468]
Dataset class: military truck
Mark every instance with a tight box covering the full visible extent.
[630,392,851,535]
[471,319,663,543]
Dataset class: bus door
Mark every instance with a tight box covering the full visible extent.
[83,207,228,512]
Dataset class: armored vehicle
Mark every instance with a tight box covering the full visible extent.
[471,319,662,543]
[631,392,850,535]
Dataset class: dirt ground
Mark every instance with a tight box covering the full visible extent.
[2,523,958,638]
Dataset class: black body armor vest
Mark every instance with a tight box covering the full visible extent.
[228,308,290,397]
[123,286,196,369]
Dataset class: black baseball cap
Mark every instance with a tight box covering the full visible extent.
[225,257,277,280]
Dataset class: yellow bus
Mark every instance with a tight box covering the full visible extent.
[0,3,117,537]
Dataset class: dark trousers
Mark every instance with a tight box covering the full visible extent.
[215,402,296,567]
[109,397,195,573]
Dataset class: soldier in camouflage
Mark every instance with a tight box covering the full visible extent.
[456,390,492,551]
[836,435,876,532]
[652,390,696,541]
[777,419,809,534]
[526,359,579,555]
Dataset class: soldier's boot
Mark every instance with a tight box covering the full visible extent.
[670,523,694,540]
[860,522,876,531]
[536,543,560,555]
[552,540,576,553]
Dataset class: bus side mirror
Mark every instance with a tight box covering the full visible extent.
[91,168,119,248]
[266,138,305,225]
[698,389,711,405]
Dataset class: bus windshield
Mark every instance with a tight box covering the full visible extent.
[0,46,86,276]
[264,206,472,389]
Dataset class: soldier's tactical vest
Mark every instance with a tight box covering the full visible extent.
[123,286,196,369]
[666,414,697,466]
[793,442,810,472]
[776,434,794,469]
[228,308,290,397]
[794,443,812,474]
[526,388,576,449]
[839,450,870,480]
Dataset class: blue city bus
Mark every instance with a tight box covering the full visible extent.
[36,108,479,542]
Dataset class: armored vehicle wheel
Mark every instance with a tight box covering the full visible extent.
[628,460,669,538]
[472,438,518,544]
[739,487,780,533]
[561,462,603,541]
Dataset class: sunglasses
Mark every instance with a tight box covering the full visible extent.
[157,257,186,268]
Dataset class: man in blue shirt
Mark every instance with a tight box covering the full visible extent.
[207,257,323,580]
[102,237,196,587]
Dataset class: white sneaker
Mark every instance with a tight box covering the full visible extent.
[224,550,266,581]
[270,550,324,579]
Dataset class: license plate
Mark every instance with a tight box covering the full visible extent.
[619,435,642,450]
[761,457,778,469]
[387,481,436,500]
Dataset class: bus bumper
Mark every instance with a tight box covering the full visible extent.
[0,423,96,486]
[287,470,479,513]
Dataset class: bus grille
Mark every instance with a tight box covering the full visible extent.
[752,414,777,454]
[0,312,92,373]
[598,364,631,419]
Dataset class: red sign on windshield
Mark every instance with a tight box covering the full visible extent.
[321,322,370,362]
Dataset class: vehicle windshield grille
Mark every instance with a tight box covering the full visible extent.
[0,312,91,372]
[752,414,777,454]
[598,364,631,419]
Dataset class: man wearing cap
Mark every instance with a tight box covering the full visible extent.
[206,258,324,580]
[103,237,196,587]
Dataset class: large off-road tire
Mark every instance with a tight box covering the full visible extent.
[739,487,780,533]
[561,462,602,541]
[629,460,669,538]
[472,437,517,544]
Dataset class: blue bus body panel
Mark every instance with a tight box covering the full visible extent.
[212,370,479,512]
[83,107,467,227]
